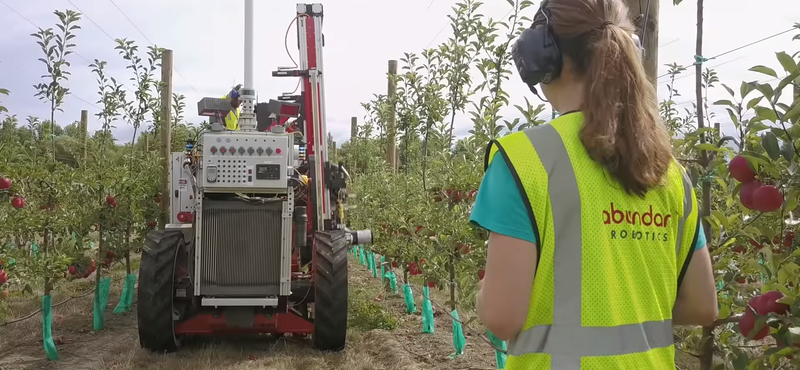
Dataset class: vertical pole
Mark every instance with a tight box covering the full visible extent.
[244,0,254,88]
[159,49,174,229]
[693,1,713,368]
[625,0,660,85]
[350,116,358,138]
[332,141,337,162]
[80,110,88,165]
[387,60,398,173]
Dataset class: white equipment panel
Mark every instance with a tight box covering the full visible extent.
[170,152,195,223]
[200,132,291,192]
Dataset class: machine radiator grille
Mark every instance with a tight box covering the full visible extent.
[200,199,283,296]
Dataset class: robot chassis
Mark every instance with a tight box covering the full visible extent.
[137,2,372,353]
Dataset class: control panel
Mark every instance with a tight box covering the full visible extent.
[200,132,292,192]
[170,153,196,223]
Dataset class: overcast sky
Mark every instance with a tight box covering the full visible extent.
[1,0,798,145]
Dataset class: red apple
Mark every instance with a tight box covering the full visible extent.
[749,238,763,250]
[0,177,10,190]
[68,265,76,275]
[146,221,157,228]
[106,251,115,258]
[0,271,7,285]
[456,244,471,255]
[732,245,746,254]
[758,291,789,315]
[10,196,25,209]
[729,155,755,183]
[739,291,790,340]
[739,306,769,340]
[103,258,112,266]
[106,195,117,207]
[427,281,436,288]
[0,289,8,299]
[736,276,747,284]
[783,231,795,248]
[740,181,762,210]
[752,185,783,212]
[469,190,478,200]
[391,261,399,268]
[478,269,486,280]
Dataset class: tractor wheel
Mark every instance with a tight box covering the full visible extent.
[137,230,183,353]
[312,230,348,351]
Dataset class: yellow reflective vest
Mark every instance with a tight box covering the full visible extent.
[220,94,240,131]
[485,112,699,370]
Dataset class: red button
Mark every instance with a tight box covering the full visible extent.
[276,148,282,154]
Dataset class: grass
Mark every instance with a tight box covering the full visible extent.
[0,256,487,370]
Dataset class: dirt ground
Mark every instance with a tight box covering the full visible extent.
[0,257,498,370]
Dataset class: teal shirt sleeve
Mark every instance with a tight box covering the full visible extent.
[469,157,537,244]
[468,155,708,251]
[693,220,707,251]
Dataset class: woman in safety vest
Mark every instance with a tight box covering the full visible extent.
[470,0,718,368]
[221,86,242,130]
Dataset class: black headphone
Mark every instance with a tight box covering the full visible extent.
[511,0,561,96]
[512,0,646,97]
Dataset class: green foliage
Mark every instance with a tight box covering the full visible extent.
[348,287,399,331]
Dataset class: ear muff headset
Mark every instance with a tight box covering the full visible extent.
[511,0,646,97]
[511,0,560,97]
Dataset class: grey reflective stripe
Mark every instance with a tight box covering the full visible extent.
[506,124,675,367]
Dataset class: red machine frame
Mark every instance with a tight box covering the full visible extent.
[173,3,330,337]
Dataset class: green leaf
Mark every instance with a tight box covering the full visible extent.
[754,106,778,122]
[782,139,795,162]
[740,81,754,99]
[776,52,798,74]
[746,96,764,110]
[749,65,778,78]
[785,100,800,122]
[713,99,735,108]
[762,132,781,160]
[695,143,721,151]
[712,210,731,231]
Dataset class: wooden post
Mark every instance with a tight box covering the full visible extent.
[350,116,358,138]
[332,141,337,162]
[159,49,174,229]
[625,0,659,85]
[387,60,398,173]
[80,110,88,165]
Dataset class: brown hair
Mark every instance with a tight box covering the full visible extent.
[540,0,673,197]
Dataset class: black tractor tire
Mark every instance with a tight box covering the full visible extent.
[312,230,348,351]
[138,230,183,353]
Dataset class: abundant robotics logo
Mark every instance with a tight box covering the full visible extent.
[602,203,672,242]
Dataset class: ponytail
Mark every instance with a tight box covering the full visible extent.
[577,24,673,197]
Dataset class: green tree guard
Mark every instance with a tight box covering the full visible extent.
[93,277,111,330]
[450,309,466,357]
[371,253,379,278]
[422,285,435,334]
[358,246,365,265]
[487,330,508,369]
[32,242,39,257]
[42,295,59,360]
[380,255,386,284]
[402,284,416,313]
[113,274,137,313]
[387,271,398,293]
